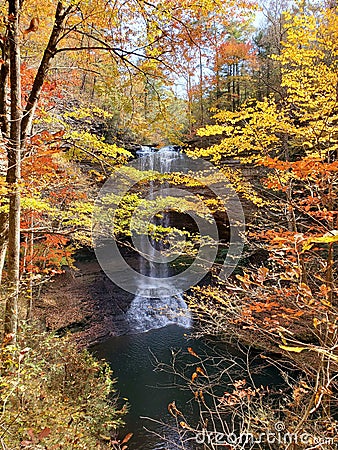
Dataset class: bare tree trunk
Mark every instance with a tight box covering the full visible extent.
[232,64,236,111]
[0,215,8,285]
[187,73,192,133]
[199,47,204,126]
[0,61,10,137]
[0,241,6,286]
[21,2,71,148]
[4,0,22,338]
[236,62,240,108]
[26,213,34,321]
[0,37,10,287]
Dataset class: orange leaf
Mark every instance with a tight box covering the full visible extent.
[187,347,198,358]
[191,372,198,383]
[121,433,133,444]
[168,401,182,417]
[2,333,15,346]
[180,421,194,431]
[256,267,269,283]
[196,367,206,376]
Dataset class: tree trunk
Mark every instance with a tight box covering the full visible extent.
[21,2,70,148]
[187,73,192,133]
[0,241,7,286]
[236,62,240,108]
[1,2,69,331]
[0,60,10,137]
[199,47,204,126]
[4,0,22,338]
[0,214,8,285]
[26,213,34,321]
[0,40,10,286]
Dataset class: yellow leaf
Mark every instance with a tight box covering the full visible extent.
[99,435,111,441]
[308,231,338,245]
[279,345,307,353]
[313,318,320,328]
[278,332,287,345]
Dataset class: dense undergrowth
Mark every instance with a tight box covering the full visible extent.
[0,324,126,449]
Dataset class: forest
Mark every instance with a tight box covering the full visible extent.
[0,0,337,448]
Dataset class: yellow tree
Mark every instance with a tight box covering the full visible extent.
[186,2,338,435]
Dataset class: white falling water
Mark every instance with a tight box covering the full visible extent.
[127,146,192,333]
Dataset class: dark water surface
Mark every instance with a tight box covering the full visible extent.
[91,325,283,450]
[92,325,196,449]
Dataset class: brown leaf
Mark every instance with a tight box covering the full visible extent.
[38,427,51,440]
[257,267,269,283]
[23,18,39,35]
[168,401,182,417]
[199,390,205,402]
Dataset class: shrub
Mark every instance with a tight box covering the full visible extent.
[0,325,125,449]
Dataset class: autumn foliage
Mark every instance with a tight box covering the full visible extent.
[186,4,338,444]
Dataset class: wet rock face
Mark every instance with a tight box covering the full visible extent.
[34,256,135,348]
[165,210,230,241]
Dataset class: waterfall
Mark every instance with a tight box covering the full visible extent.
[127,146,192,333]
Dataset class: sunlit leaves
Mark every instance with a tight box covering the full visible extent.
[66,130,131,163]
[279,344,307,353]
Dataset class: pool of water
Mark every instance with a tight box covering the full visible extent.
[92,325,197,449]
[91,325,284,450]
